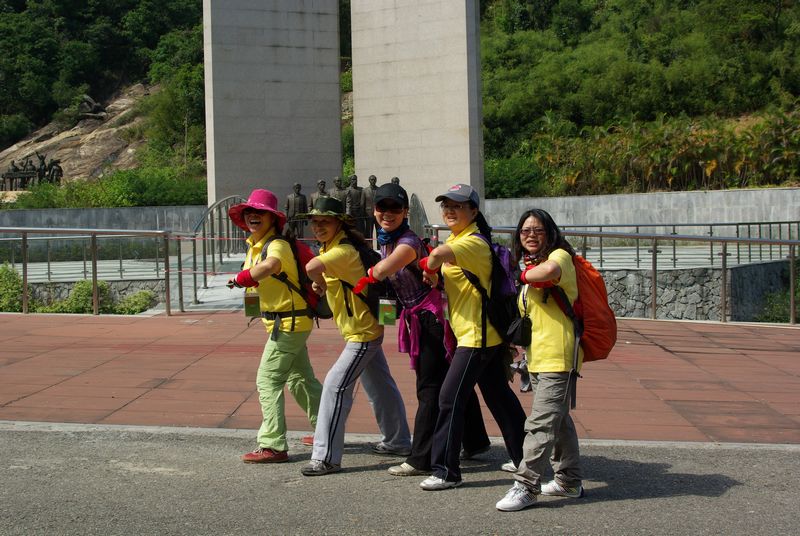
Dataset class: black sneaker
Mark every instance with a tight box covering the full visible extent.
[460,444,491,460]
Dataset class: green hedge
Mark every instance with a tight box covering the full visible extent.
[0,264,157,315]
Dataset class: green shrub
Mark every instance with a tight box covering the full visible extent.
[35,280,114,314]
[114,290,157,315]
[0,114,32,148]
[756,275,800,323]
[341,69,353,93]
[0,264,23,312]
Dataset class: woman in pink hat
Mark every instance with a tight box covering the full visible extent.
[227,188,323,464]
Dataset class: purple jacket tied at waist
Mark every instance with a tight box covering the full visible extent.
[398,289,456,370]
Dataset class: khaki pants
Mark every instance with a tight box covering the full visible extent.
[515,372,583,491]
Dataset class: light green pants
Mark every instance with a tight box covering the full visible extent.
[256,329,322,451]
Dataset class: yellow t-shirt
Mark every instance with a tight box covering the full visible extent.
[244,229,312,334]
[441,222,503,348]
[318,230,383,343]
[520,248,583,373]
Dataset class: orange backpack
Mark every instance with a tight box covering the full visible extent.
[547,255,617,362]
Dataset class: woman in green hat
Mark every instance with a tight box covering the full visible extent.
[299,196,411,476]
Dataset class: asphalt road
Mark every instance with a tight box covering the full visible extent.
[1,422,797,536]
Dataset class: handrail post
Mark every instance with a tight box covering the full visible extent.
[218,208,224,265]
[651,238,658,320]
[635,226,640,268]
[671,225,677,268]
[118,240,124,279]
[91,234,99,315]
[598,226,604,267]
[202,222,208,289]
[708,225,714,266]
[720,242,728,322]
[176,236,185,313]
[192,235,199,304]
[209,213,217,275]
[790,244,796,325]
[46,239,52,281]
[163,234,171,316]
[22,233,29,314]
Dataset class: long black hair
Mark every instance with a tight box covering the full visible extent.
[512,208,574,264]
[467,201,493,243]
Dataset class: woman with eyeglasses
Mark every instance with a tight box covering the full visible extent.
[495,208,584,512]
[300,196,411,477]
[350,183,491,477]
[415,184,526,491]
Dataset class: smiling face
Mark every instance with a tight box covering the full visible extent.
[439,199,478,235]
[310,215,341,243]
[243,209,275,240]
[374,201,408,232]
[519,215,548,256]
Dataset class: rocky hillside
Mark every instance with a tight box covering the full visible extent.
[0,84,152,190]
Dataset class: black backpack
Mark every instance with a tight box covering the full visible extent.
[460,234,521,349]
[339,238,393,319]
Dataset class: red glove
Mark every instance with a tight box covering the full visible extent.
[418,256,438,274]
[519,265,535,284]
[520,265,554,288]
[352,267,377,294]
[232,269,259,288]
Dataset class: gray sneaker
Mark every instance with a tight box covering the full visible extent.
[301,460,341,477]
[496,482,537,511]
[541,480,584,498]
[500,461,516,473]
[371,442,412,457]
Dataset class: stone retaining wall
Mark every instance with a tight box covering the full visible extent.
[601,259,789,321]
[29,279,164,306]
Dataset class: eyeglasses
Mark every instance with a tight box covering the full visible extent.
[520,228,546,236]
[440,202,467,212]
[375,205,405,214]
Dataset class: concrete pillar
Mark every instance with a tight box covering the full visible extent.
[203,0,342,206]
[350,0,484,223]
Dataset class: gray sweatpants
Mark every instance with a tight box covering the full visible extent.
[515,372,583,491]
[312,336,411,465]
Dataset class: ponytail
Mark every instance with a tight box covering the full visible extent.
[474,209,493,244]
[342,223,370,251]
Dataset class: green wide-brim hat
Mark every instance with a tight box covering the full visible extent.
[299,195,353,222]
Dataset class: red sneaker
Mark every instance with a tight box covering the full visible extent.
[241,448,288,464]
[301,435,314,446]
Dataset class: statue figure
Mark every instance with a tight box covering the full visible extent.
[47,159,63,184]
[9,160,20,172]
[363,174,379,239]
[285,182,308,238]
[23,157,35,172]
[345,174,367,234]
[309,179,328,209]
[35,151,47,184]
[391,176,400,185]
[327,176,348,204]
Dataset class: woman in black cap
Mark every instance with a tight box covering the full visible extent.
[416,183,526,491]
[351,183,491,477]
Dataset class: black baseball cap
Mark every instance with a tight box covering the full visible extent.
[434,183,480,208]
[374,183,409,208]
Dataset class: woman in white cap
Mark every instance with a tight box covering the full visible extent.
[416,183,526,490]
[300,196,411,476]
[227,189,323,464]
[350,183,491,477]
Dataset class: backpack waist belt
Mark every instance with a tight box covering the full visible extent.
[261,309,314,321]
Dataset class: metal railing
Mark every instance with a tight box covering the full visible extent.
[0,226,174,316]
[425,224,798,324]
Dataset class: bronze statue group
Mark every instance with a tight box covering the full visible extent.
[228,179,585,512]
[1,151,62,191]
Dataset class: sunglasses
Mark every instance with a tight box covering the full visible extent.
[375,204,405,214]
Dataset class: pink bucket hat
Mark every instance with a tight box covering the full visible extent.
[228,189,287,231]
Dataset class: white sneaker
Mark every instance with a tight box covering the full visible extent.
[541,480,584,498]
[388,462,428,476]
[501,461,516,473]
[496,482,537,511]
[419,476,462,491]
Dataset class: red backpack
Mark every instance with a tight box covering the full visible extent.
[547,255,617,362]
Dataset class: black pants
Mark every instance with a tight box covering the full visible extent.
[406,311,489,470]
[431,344,526,482]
